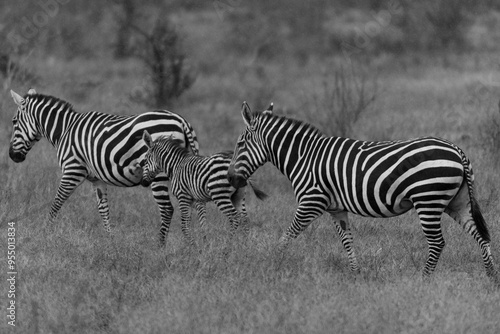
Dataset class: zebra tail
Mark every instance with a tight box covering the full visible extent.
[247,180,269,201]
[460,151,490,243]
[182,120,200,155]
[471,198,490,243]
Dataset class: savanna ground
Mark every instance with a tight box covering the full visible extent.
[2,1,500,333]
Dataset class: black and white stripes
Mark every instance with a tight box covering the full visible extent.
[9,89,199,244]
[227,102,497,281]
[141,132,267,246]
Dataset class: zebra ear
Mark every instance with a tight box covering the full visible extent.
[11,90,25,106]
[241,101,252,127]
[143,130,153,149]
[28,88,37,95]
[263,102,273,115]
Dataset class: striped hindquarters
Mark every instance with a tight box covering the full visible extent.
[314,137,466,218]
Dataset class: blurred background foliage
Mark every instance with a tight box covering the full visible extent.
[0,0,499,144]
[2,0,499,88]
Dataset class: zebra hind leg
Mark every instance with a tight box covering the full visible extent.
[92,181,111,233]
[194,201,207,228]
[445,185,498,284]
[178,197,197,247]
[151,176,174,247]
[213,196,240,234]
[328,211,359,272]
[194,201,208,243]
[413,201,447,279]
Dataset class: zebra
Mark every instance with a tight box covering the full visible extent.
[227,102,498,283]
[8,89,200,245]
[140,131,268,246]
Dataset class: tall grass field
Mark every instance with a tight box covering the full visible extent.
[2,1,500,333]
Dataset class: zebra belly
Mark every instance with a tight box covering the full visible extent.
[338,200,413,218]
[63,110,191,188]
[79,159,144,187]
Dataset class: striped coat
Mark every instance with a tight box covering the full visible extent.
[228,102,497,282]
[9,89,199,244]
[141,132,267,246]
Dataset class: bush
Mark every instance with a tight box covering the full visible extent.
[129,16,196,108]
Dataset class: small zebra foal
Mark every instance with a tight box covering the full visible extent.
[141,131,267,246]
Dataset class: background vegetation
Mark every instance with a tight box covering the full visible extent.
[1,0,500,333]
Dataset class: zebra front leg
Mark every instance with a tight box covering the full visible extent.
[178,197,196,247]
[329,211,359,272]
[91,181,111,233]
[49,171,86,222]
[151,176,174,247]
[278,202,326,250]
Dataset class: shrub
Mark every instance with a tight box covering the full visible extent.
[129,16,196,108]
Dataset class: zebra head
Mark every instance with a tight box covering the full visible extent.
[140,131,183,187]
[228,101,273,189]
[9,89,42,163]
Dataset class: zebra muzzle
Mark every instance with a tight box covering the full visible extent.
[9,148,25,163]
[227,165,247,188]
[141,179,152,187]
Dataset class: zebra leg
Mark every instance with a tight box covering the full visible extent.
[278,202,326,249]
[91,181,111,233]
[445,186,498,282]
[151,176,174,247]
[213,197,240,233]
[194,201,207,228]
[414,202,447,278]
[231,187,250,233]
[49,171,86,222]
[329,211,359,272]
[178,197,196,246]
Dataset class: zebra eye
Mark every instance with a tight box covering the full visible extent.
[139,160,146,167]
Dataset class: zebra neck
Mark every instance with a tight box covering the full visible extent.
[163,150,187,175]
[33,102,81,148]
[265,124,322,180]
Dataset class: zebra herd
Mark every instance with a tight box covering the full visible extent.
[8,89,499,284]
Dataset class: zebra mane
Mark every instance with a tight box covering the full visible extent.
[215,150,234,159]
[25,93,77,113]
[256,112,325,137]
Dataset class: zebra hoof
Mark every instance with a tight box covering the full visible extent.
[157,239,166,248]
